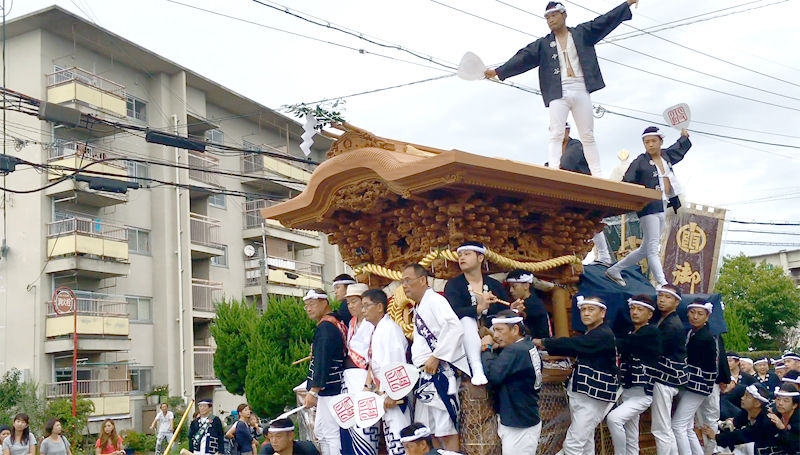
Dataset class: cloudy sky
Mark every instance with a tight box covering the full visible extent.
[12,0,800,259]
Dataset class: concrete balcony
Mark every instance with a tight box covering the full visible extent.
[188,151,221,187]
[244,256,322,296]
[242,199,320,249]
[189,213,225,259]
[45,217,130,278]
[44,292,130,352]
[192,278,223,317]
[46,67,127,133]
[45,379,131,416]
[45,141,129,207]
[193,346,220,385]
[240,147,311,192]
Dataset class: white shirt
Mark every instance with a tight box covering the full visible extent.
[156,410,174,433]
[411,288,469,374]
[347,318,374,369]
[369,314,409,385]
[554,32,584,81]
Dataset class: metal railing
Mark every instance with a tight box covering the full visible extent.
[189,213,223,247]
[48,141,126,169]
[47,216,128,242]
[243,199,281,229]
[240,143,289,173]
[46,67,126,98]
[244,256,322,287]
[192,278,224,312]
[45,290,128,317]
[188,151,221,186]
[45,379,131,398]
[194,346,216,379]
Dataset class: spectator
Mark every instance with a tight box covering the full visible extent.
[1,413,35,455]
[39,419,71,455]
[0,426,10,445]
[95,420,125,455]
[225,404,257,455]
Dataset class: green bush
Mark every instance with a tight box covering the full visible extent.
[46,398,95,451]
[121,430,157,452]
[211,299,261,395]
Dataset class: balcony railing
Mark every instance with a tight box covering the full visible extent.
[48,141,126,170]
[45,291,128,317]
[189,213,222,247]
[47,216,128,243]
[243,199,281,229]
[45,379,131,398]
[194,346,216,379]
[188,151,220,186]
[192,278,224,312]
[245,256,322,287]
[46,67,126,98]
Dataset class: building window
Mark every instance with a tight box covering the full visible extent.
[126,96,147,122]
[127,160,150,183]
[127,227,151,255]
[130,368,152,394]
[205,129,224,145]
[208,193,226,209]
[211,246,228,267]
[127,296,152,322]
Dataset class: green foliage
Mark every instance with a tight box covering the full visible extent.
[745,350,783,360]
[211,298,261,395]
[284,101,346,130]
[121,430,156,452]
[45,398,95,451]
[147,385,169,398]
[722,302,751,352]
[716,254,800,350]
[0,369,47,437]
[245,295,315,418]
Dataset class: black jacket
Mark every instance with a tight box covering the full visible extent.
[520,293,552,339]
[560,138,590,175]
[773,408,799,454]
[495,2,633,106]
[260,441,319,455]
[482,337,542,428]
[189,415,224,454]
[717,408,780,453]
[716,335,732,385]
[307,315,346,396]
[685,324,719,396]
[617,323,661,394]
[444,274,510,320]
[623,136,692,217]
[756,372,780,390]
[652,311,688,387]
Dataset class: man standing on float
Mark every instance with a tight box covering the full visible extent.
[485,0,639,174]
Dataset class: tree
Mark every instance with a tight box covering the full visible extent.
[716,253,800,350]
[722,301,750,352]
[210,298,261,395]
[46,398,95,451]
[0,369,46,436]
[245,295,315,418]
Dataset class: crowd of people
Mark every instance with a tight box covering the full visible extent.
[0,415,129,455]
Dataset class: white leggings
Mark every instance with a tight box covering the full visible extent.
[608,212,667,286]
[460,317,487,383]
[548,78,602,176]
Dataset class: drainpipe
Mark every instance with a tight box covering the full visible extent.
[173,114,186,401]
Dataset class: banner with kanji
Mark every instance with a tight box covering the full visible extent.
[661,204,726,294]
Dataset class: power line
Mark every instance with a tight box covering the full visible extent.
[727,229,800,236]
[728,219,800,226]
[723,240,800,247]
[297,74,457,106]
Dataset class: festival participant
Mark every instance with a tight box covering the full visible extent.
[505,270,552,339]
[767,384,800,454]
[341,284,379,455]
[1,414,35,455]
[706,383,779,454]
[186,400,223,455]
[362,288,411,455]
[226,404,258,455]
[403,264,468,452]
[444,241,509,386]
[302,289,348,455]
[693,328,732,455]
[775,361,788,381]
[332,274,357,322]
[606,295,661,455]
[728,352,757,387]
[723,351,758,422]
[533,296,618,455]
[39,419,71,455]
[782,351,800,373]
[258,419,319,455]
[95,420,125,455]
[399,423,464,455]
[754,357,780,390]
[480,310,543,455]
[485,0,640,175]
[672,299,719,455]
[150,403,174,455]
[649,285,688,455]
[605,127,692,287]
[740,357,756,376]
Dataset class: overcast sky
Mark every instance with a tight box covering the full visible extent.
[12,0,800,259]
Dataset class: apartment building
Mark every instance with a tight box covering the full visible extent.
[0,6,347,431]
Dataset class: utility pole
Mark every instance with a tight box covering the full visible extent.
[259,222,269,311]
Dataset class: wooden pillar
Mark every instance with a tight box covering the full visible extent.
[551,287,571,337]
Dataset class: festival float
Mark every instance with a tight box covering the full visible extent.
[261,123,664,455]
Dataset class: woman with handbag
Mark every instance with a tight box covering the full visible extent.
[225,404,257,455]
[39,419,72,455]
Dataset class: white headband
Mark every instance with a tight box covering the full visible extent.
[456,245,486,255]
[776,364,788,370]
[506,273,534,284]
[745,384,770,404]
[754,358,769,365]
[576,295,607,310]
[399,427,431,443]
[627,298,655,312]
[741,358,754,365]
[303,290,328,301]
[267,426,295,433]
[771,358,784,365]
[332,279,356,286]
[493,316,524,325]
[656,286,681,301]
[642,129,665,139]
[687,301,713,314]
[544,3,566,15]
[782,377,800,385]
[783,353,800,361]
[774,387,800,397]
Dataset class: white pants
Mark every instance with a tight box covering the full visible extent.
[606,387,652,455]
[460,316,487,384]
[156,432,173,453]
[342,370,379,455]
[672,390,707,455]
[563,386,616,455]
[382,405,411,455]
[498,418,541,455]
[695,384,720,455]
[548,78,602,176]
[651,382,680,455]
[315,395,343,455]
[608,211,667,286]
[731,443,754,455]
[593,232,613,264]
